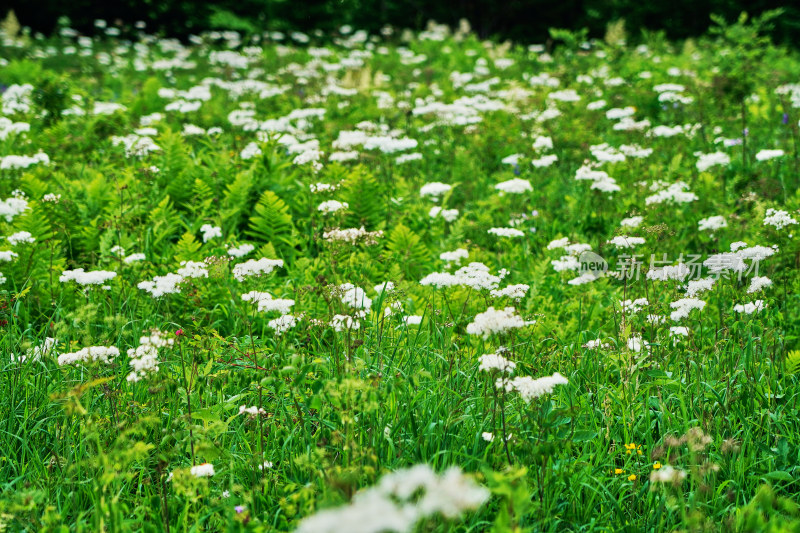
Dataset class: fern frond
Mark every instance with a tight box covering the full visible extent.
[787,350,800,375]
[246,190,296,260]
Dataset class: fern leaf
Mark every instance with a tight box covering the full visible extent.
[386,224,428,279]
[246,190,296,259]
[787,350,800,375]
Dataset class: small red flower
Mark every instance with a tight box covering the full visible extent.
[175,328,184,336]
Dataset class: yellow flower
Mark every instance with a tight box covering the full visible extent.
[614,468,624,475]
[653,462,662,470]
[628,474,637,481]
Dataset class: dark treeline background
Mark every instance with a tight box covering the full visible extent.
[5,0,800,44]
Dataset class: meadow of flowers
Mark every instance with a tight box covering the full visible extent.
[1,12,800,532]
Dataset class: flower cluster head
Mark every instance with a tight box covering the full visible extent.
[763,208,797,230]
[339,283,372,312]
[126,331,171,382]
[498,372,568,402]
[227,243,255,258]
[733,300,766,314]
[239,405,267,417]
[323,227,384,245]
[200,224,222,242]
[138,273,184,297]
[608,235,645,248]
[419,182,452,199]
[478,350,516,373]
[317,200,349,213]
[295,464,488,533]
[60,268,117,287]
[190,463,215,478]
[669,298,706,321]
[58,345,120,366]
[268,314,298,334]
[650,465,687,485]
[232,257,284,282]
[241,291,295,314]
[495,178,532,194]
[466,306,532,338]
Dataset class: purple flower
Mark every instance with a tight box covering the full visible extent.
[513,164,520,176]
[783,113,790,125]
[235,505,245,514]
[742,128,749,137]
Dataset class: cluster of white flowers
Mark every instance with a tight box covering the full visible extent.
[268,314,298,334]
[111,135,161,157]
[621,298,649,314]
[686,277,715,297]
[318,200,349,213]
[14,337,58,363]
[0,152,50,170]
[6,231,34,245]
[763,208,797,230]
[755,149,784,161]
[232,257,284,282]
[478,351,516,373]
[695,151,730,172]
[583,339,610,350]
[488,227,525,238]
[419,182,452,199]
[490,284,530,300]
[1,84,33,114]
[698,216,727,232]
[669,298,706,321]
[124,253,146,264]
[339,283,372,312]
[428,206,459,222]
[331,314,360,331]
[420,262,503,291]
[138,273,184,297]
[227,243,255,258]
[239,405,267,417]
[295,464,488,533]
[241,291,295,314]
[190,463,215,478]
[645,182,698,205]
[127,330,172,382]
[647,263,691,282]
[608,235,645,248]
[466,306,531,338]
[58,346,120,366]
[0,117,30,140]
[60,268,117,286]
[200,224,222,242]
[177,261,209,278]
[499,373,568,402]
[495,178,532,194]
[0,194,29,222]
[574,164,620,193]
[650,466,687,484]
[323,227,384,244]
[747,276,772,294]
[0,250,18,262]
[733,300,766,314]
[439,248,469,264]
[240,142,262,160]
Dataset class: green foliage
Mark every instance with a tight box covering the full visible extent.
[386,223,428,279]
[343,166,385,230]
[247,190,296,259]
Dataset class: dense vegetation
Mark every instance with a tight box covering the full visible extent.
[4,0,800,45]
[1,11,800,533]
